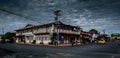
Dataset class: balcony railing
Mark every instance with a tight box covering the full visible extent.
[54,29,80,34]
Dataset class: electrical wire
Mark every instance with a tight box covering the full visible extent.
[0,8,41,23]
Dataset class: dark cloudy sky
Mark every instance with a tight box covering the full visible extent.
[0,0,120,34]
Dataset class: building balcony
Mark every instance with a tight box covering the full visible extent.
[54,29,80,35]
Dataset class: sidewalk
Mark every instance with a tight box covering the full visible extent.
[16,42,81,47]
[47,43,81,46]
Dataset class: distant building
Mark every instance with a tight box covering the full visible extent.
[111,33,120,40]
[15,21,81,45]
[80,31,91,42]
[80,31,100,43]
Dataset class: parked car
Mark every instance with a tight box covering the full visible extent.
[95,39,106,44]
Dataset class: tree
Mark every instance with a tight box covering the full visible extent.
[1,32,15,39]
[89,29,98,34]
[1,32,15,43]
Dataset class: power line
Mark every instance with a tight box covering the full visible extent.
[0,8,41,23]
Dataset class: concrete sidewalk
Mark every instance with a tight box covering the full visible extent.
[16,42,81,47]
[46,43,81,46]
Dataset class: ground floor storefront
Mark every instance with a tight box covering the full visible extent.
[51,33,81,45]
[16,33,81,45]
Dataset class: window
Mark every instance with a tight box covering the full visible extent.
[45,37,47,40]
[39,37,41,40]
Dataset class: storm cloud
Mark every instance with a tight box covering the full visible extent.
[0,0,120,34]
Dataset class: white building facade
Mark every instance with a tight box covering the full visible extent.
[15,21,81,45]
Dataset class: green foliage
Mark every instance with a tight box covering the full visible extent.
[1,32,15,39]
[49,42,53,45]
[89,29,98,34]
[111,33,120,37]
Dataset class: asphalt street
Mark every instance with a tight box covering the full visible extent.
[0,41,120,58]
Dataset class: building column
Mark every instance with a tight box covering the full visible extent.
[32,35,36,44]
[16,37,19,43]
[25,36,28,43]
[66,36,69,44]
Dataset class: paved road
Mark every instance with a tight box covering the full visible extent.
[0,41,120,58]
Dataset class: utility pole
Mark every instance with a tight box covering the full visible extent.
[2,27,4,35]
[54,10,61,21]
[1,27,5,39]
[103,29,105,34]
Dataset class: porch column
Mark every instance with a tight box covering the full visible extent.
[16,37,19,43]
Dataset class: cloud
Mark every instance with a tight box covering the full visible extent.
[0,0,120,34]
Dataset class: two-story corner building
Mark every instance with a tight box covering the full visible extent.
[15,21,81,45]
